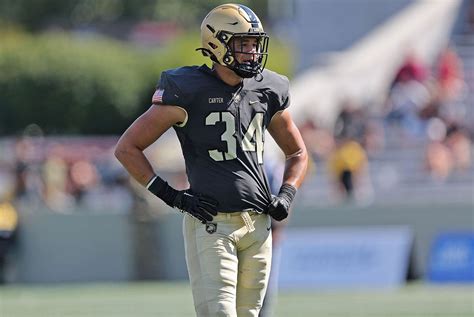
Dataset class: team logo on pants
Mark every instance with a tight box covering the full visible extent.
[206,223,217,234]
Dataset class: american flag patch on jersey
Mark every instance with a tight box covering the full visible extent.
[152,89,164,104]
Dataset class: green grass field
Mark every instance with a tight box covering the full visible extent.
[0,281,472,317]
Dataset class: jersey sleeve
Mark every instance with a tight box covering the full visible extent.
[267,74,290,118]
[152,71,186,107]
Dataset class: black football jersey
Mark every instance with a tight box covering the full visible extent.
[153,64,290,213]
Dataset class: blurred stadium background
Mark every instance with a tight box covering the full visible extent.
[0,0,473,316]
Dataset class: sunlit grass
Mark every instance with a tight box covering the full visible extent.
[0,281,472,317]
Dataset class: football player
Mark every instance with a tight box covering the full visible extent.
[115,4,308,316]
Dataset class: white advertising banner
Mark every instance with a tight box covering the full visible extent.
[278,226,413,289]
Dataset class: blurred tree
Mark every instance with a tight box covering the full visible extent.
[0,32,150,135]
[0,1,289,135]
[0,0,268,32]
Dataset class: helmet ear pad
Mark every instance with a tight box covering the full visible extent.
[216,31,235,67]
[197,31,235,67]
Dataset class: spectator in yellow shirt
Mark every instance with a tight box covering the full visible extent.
[328,139,368,202]
[0,201,18,284]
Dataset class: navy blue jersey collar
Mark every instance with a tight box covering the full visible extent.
[198,64,244,91]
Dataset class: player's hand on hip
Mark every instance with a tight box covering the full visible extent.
[268,196,289,221]
[267,184,297,222]
[147,175,218,224]
[173,190,218,224]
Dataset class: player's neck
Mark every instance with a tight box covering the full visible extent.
[213,63,243,87]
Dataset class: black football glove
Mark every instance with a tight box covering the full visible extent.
[147,175,218,224]
[172,190,218,224]
[268,184,297,221]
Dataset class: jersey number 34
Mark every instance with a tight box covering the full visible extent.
[206,111,264,164]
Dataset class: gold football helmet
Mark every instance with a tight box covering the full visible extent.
[197,3,269,78]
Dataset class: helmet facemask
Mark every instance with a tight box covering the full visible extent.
[225,33,269,78]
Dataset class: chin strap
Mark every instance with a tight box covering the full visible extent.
[254,68,264,82]
[230,59,260,78]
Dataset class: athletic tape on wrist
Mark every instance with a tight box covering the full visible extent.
[146,175,158,189]
[278,183,297,205]
[147,174,178,207]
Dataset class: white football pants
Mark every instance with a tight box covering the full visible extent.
[183,211,272,317]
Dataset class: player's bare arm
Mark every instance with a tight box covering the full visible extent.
[114,105,185,186]
[267,109,308,221]
[115,104,217,224]
[268,109,308,187]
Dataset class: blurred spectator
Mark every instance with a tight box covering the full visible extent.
[4,136,143,214]
[0,201,18,284]
[299,119,335,162]
[384,53,432,138]
[424,118,472,181]
[392,53,429,86]
[327,137,370,203]
[424,139,453,181]
[81,168,136,214]
[361,119,385,155]
[13,161,28,201]
[69,159,99,204]
[334,99,367,141]
[325,101,374,204]
[436,46,464,102]
[42,146,74,212]
[445,123,471,171]
[419,46,466,123]
[425,119,472,182]
[12,137,45,208]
